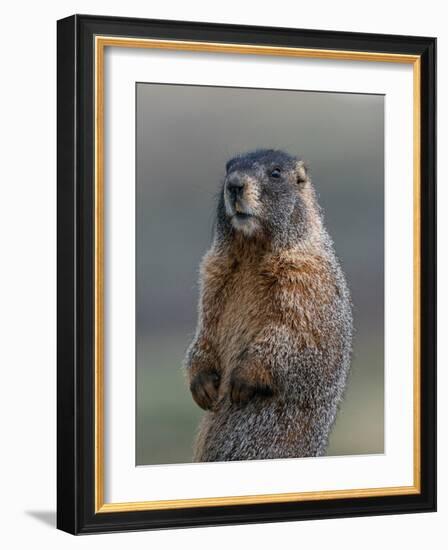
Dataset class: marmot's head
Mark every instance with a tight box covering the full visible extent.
[217,149,323,247]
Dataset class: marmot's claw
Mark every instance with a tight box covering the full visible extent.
[230,380,255,406]
[229,374,273,406]
[190,370,220,410]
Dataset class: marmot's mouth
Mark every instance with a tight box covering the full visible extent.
[234,212,253,220]
[230,211,259,235]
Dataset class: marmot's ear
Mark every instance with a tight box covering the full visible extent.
[295,160,309,184]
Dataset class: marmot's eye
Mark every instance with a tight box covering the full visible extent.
[270,168,282,179]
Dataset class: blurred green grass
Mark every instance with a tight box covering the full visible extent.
[327,333,384,456]
[136,330,202,465]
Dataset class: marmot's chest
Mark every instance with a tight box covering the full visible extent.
[215,264,271,370]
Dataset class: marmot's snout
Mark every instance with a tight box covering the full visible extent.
[224,171,261,235]
[225,173,245,201]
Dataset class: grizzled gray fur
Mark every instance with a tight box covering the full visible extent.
[184,149,353,461]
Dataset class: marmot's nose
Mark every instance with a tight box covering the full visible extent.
[226,175,245,199]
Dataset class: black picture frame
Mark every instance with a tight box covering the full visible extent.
[57,14,436,534]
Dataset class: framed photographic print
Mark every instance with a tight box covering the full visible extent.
[57,14,436,534]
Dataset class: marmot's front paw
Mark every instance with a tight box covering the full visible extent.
[229,369,274,406]
[190,370,221,410]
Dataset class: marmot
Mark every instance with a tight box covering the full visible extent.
[184,149,352,461]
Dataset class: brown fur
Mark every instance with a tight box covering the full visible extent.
[194,245,338,404]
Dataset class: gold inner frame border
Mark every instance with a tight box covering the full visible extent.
[94,35,421,513]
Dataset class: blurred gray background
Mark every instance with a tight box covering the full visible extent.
[136,83,384,465]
